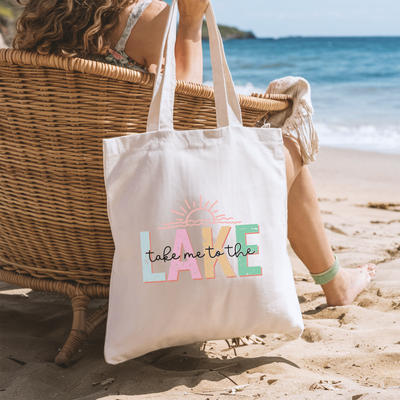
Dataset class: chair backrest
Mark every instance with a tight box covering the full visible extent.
[0,48,291,285]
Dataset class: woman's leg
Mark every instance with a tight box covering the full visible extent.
[284,137,376,306]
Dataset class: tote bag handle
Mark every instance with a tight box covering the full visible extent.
[146,0,243,132]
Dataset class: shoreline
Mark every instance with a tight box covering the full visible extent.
[316,144,400,157]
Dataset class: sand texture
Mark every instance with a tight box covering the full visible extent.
[1,147,399,399]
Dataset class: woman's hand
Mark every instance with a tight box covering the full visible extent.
[175,0,210,83]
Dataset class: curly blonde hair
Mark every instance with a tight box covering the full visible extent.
[13,0,135,57]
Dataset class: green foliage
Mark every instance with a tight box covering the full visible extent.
[0,0,23,47]
[202,20,256,40]
[0,6,14,19]
[0,0,23,20]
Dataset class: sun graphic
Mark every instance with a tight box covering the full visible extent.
[157,196,242,230]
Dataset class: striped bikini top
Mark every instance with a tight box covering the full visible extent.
[103,0,154,72]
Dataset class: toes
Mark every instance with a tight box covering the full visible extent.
[358,263,377,271]
[356,264,376,280]
[367,264,377,279]
[367,264,377,276]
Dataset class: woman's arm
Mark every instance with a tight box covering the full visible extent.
[121,0,209,84]
[175,0,209,83]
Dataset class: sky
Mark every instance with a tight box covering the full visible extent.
[166,0,400,38]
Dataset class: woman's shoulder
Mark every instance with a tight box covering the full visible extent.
[122,0,170,72]
[145,0,169,16]
[134,0,168,27]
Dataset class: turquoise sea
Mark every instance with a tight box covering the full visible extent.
[202,37,400,154]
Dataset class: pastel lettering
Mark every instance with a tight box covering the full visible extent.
[202,226,236,279]
[167,229,203,281]
[235,224,261,276]
[140,231,167,283]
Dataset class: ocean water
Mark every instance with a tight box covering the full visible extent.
[203,37,400,154]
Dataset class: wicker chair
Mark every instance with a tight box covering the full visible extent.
[0,48,291,367]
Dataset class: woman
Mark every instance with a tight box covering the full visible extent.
[13,0,376,306]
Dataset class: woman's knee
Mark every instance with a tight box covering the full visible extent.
[283,135,303,191]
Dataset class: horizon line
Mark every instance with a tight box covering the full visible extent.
[235,35,400,40]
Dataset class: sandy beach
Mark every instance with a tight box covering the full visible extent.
[1,146,399,400]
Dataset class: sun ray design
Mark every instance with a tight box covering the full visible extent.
[171,210,184,216]
[158,197,241,230]
[209,200,218,211]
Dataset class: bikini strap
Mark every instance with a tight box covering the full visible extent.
[114,0,154,53]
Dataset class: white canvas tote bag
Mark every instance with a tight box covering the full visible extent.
[103,0,303,365]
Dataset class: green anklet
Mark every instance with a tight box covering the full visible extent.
[311,254,340,285]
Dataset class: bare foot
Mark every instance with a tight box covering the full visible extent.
[321,263,377,306]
